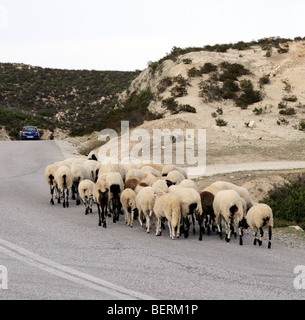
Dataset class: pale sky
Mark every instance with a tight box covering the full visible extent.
[0,0,304,71]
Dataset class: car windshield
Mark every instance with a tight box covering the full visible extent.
[23,127,37,132]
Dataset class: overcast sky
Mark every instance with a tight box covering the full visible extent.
[0,0,304,71]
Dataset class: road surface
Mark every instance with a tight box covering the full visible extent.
[0,141,304,300]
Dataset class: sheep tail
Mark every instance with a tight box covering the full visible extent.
[262,216,270,227]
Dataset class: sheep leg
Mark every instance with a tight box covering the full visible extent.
[198,215,204,241]
[238,221,243,246]
[125,206,130,226]
[216,215,223,239]
[225,220,231,242]
[168,221,174,239]
[253,228,258,245]
[102,204,107,228]
[155,217,162,236]
[66,189,69,208]
[146,213,151,233]
[97,204,102,226]
[50,186,54,205]
[258,228,264,246]
[138,208,144,228]
[268,226,272,249]
[191,214,196,235]
[71,185,76,200]
[89,199,93,213]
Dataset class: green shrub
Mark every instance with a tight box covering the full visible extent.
[235,80,262,109]
[157,77,173,93]
[179,104,196,113]
[279,108,296,116]
[253,107,263,115]
[219,62,250,82]
[282,95,298,102]
[299,121,305,131]
[170,84,188,98]
[215,118,227,127]
[263,175,305,228]
[199,81,222,102]
[259,75,270,88]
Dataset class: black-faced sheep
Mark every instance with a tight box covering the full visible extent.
[244,203,273,249]
[213,189,245,245]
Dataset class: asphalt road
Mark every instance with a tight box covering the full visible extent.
[0,140,304,300]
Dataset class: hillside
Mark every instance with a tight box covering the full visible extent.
[0,63,140,139]
[100,37,305,166]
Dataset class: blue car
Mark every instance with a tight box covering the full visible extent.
[20,126,40,140]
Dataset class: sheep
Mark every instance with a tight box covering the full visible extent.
[83,160,99,181]
[125,168,145,181]
[200,191,215,236]
[54,165,73,208]
[213,189,245,245]
[105,172,124,223]
[134,182,149,194]
[168,185,183,193]
[141,173,158,186]
[171,188,203,240]
[153,190,182,240]
[120,188,137,227]
[179,179,198,191]
[138,163,164,173]
[70,164,91,205]
[140,165,162,177]
[205,181,253,211]
[78,179,95,215]
[166,170,185,185]
[152,179,169,193]
[161,165,187,178]
[93,180,109,228]
[123,177,139,191]
[135,187,157,233]
[44,163,60,205]
[244,203,273,249]
[98,163,126,181]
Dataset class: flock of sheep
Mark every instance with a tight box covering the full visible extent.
[44,156,274,249]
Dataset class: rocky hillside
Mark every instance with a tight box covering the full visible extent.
[108,37,305,165]
[0,63,140,139]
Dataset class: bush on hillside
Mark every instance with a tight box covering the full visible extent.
[263,175,305,228]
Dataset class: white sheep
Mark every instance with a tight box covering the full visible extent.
[141,173,158,186]
[138,163,164,173]
[245,203,274,249]
[78,179,95,215]
[140,165,162,177]
[179,179,198,191]
[83,160,99,181]
[105,172,124,223]
[54,165,73,208]
[153,191,182,240]
[125,168,145,181]
[166,170,185,185]
[205,181,253,211]
[93,180,109,228]
[44,163,60,205]
[171,188,203,240]
[213,189,245,245]
[162,165,187,179]
[168,185,183,193]
[135,186,156,233]
[120,188,137,227]
[152,179,169,193]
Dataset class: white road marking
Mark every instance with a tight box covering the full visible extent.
[0,238,156,300]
